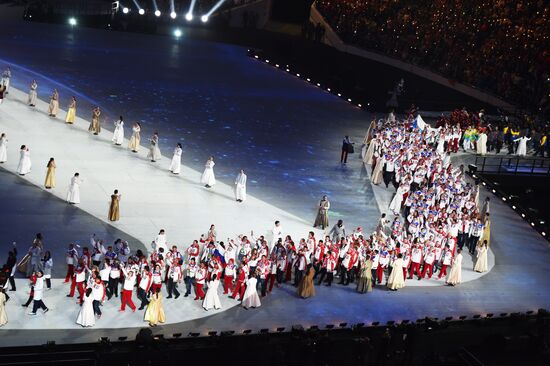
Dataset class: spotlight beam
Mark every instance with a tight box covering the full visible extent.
[203,0,227,18]
[170,0,175,13]
[132,0,142,11]
[152,0,158,11]
[187,0,197,16]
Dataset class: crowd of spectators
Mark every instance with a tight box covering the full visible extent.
[315,0,550,116]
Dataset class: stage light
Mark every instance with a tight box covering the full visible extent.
[123,7,129,14]
[296,73,300,77]
[173,29,182,37]
[492,189,496,193]
[337,93,342,97]
[317,83,321,86]
[275,64,279,67]
[201,15,209,22]
[521,213,526,218]
[138,9,145,15]
[358,104,362,107]
[327,88,331,91]
[155,10,161,17]
[542,232,546,236]
[512,205,516,209]
[68,17,77,26]
[170,11,177,19]
[307,78,311,82]
[502,197,506,201]
[254,55,259,59]
[531,222,535,226]
[187,0,197,21]
[265,60,269,63]
[347,98,352,102]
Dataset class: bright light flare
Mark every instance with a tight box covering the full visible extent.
[201,0,227,22]
[174,29,182,37]
[155,10,161,17]
[138,8,145,15]
[170,12,177,19]
[185,13,193,21]
[201,15,208,23]
[122,7,130,14]
[187,0,197,21]
[68,17,77,26]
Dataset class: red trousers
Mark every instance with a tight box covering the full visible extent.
[64,264,74,282]
[194,283,205,300]
[376,266,385,283]
[120,289,136,311]
[223,276,234,294]
[231,281,246,300]
[151,283,162,294]
[409,262,421,278]
[438,265,448,278]
[69,279,84,301]
[267,273,276,292]
[421,263,434,278]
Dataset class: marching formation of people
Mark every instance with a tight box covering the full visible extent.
[363,112,491,289]
[0,72,251,224]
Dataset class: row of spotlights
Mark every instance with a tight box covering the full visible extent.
[477,175,548,240]
[121,8,206,22]
[252,54,371,108]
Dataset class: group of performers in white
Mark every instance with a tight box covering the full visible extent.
[0,76,249,203]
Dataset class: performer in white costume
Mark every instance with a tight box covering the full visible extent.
[477,130,488,156]
[28,80,38,106]
[203,269,222,311]
[1,67,11,94]
[0,133,7,163]
[76,288,95,327]
[112,116,125,145]
[67,173,82,204]
[48,89,59,117]
[241,274,261,309]
[514,135,531,157]
[234,169,247,202]
[169,143,182,174]
[446,249,463,285]
[16,145,31,175]
[200,156,216,188]
[147,132,161,162]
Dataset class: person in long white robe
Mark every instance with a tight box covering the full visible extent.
[169,144,182,174]
[203,274,222,311]
[147,133,161,162]
[16,146,31,175]
[389,182,409,215]
[0,133,7,163]
[477,132,488,155]
[201,156,216,188]
[363,137,378,165]
[387,254,405,290]
[48,89,59,117]
[241,275,261,309]
[473,243,488,273]
[112,117,124,145]
[235,169,247,202]
[1,68,11,94]
[76,288,95,327]
[67,173,82,204]
[446,250,463,285]
[514,136,531,157]
[371,156,385,185]
[27,80,38,106]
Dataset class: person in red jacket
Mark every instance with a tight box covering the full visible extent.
[230,263,247,301]
[223,259,236,294]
